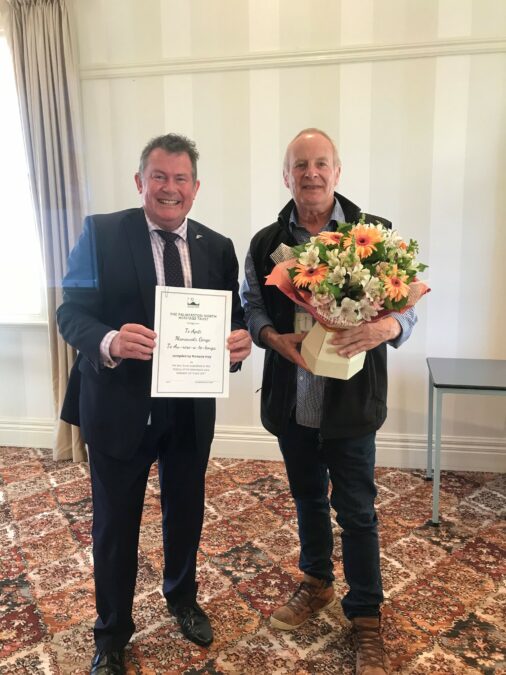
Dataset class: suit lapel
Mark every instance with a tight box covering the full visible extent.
[124,209,157,324]
[187,219,209,289]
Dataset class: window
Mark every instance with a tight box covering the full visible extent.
[0,34,46,323]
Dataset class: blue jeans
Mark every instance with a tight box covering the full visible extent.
[278,419,383,619]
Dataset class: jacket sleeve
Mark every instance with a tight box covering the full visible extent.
[56,216,115,371]
[240,248,273,347]
[222,236,246,333]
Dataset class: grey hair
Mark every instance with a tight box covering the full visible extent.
[138,133,200,182]
[283,128,341,172]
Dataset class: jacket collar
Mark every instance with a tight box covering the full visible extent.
[186,219,209,289]
[277,192,362,229]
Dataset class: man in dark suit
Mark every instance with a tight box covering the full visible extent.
[57,133,251,675]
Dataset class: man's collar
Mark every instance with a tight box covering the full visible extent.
[144,212,188,241]
[289,198,340,232]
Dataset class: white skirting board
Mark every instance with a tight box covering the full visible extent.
[1,418,504,473]
[0,417,57,450]
[211,425,506,472]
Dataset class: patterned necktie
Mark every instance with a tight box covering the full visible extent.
[156,230,185,287]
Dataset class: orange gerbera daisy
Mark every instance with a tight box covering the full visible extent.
[292,263,327,288]
[382,266,410,302]
[317,231,343,246]
[344,225,383,258]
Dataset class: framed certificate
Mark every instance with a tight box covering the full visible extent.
[151,286,232,398]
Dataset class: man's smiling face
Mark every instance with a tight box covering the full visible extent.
[135,148,200,231]
[283,132,340,214]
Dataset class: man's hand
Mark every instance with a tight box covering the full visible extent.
[227,329,252,364]
[260,326,309,370]
[110,323,157,360]
[330,317,401,357]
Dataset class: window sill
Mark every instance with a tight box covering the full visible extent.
[0,319,48,327]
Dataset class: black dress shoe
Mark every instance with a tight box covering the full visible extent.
[167,600,214,647]
[90,648,125,674]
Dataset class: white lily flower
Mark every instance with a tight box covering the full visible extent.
[363,276,383,300]
[383,229,404,249]
[328,266,346,287]
[299,245,320,268]
[310,292,338,315]
[339,297,360,323]
[359,268,372,287]
[327,249,341,268]
[358,298,380,321]
[349,263,369,286]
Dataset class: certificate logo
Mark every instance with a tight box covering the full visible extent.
[187,297,200,307]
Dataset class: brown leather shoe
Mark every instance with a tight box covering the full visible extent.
[270,573,336,630]
[352,616,390,675]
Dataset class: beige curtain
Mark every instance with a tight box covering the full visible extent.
[1,0,87,461]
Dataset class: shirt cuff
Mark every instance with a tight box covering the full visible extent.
[388,312,410,349]
[100,330,121,368]
[248,316,274,347]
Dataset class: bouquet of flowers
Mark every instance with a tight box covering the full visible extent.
[265,218,429,379]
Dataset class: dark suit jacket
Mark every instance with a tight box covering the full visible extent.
[57,208,245,460]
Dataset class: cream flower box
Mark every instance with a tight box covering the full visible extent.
[301,322,365,381]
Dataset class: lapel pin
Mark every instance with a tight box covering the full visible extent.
[196,234,203,239]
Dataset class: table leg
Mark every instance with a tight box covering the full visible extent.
[431,388,443,525]
[426,373,434,479]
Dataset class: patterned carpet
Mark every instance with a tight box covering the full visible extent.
[0,445,505,674]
